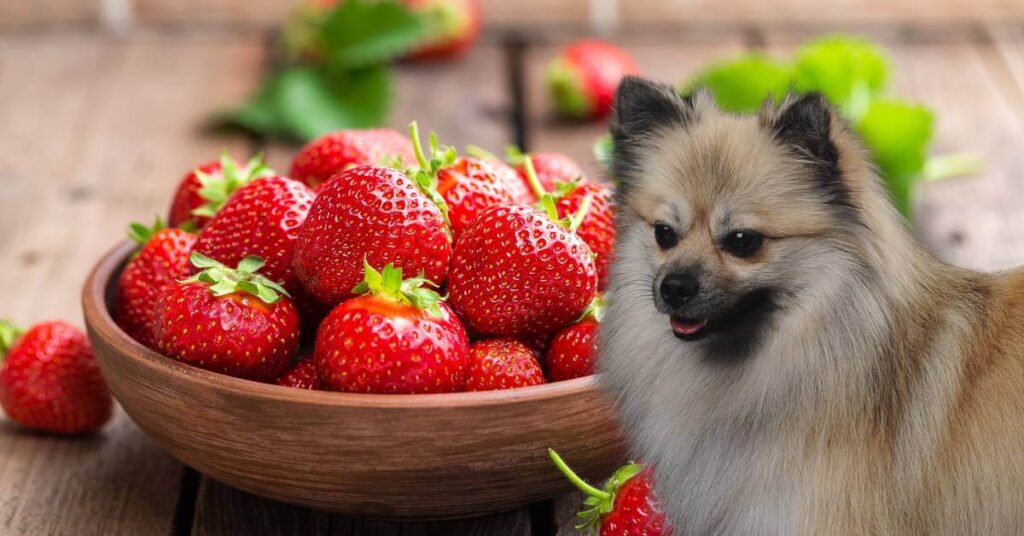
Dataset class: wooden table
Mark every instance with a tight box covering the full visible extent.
[4,21,1024,535]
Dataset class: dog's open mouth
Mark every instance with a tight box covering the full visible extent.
[670,317,709,340]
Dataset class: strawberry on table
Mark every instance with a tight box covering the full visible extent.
[168,153,275,229]
[464,339,545,392]
[447,200,598,337]
[275,357,320,390]
[508,148,586,193]
[547,296,603,381]
[0,320,112,435]
[113,218,197,349]
[289,128,416,189]
[293,165,452,305]
[154,254,300,382]
[549,450,672,536]
[403,0,481,61]
[546,39,640,121]
[192,175,315,293]
[316,262,469,394]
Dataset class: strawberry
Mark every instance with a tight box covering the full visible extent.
[113,218,198,349]
[546,39,640,121]
[274,357,320,390]
[192,176,315,293]
[465,145,537,205]
[404,0,482,61]
[547,296,603,381]
[293,165,452,305]
[447,202,598,337]
[0,320,112,435]
[316,263,469,394]
[168,153,275,229]
[154,254,300,382]
[508,148,586,193]
[464,339,545,391]
[556,181,615,290]
[289,129,416,189]
[407,123,517,236]
[549,450,672,536]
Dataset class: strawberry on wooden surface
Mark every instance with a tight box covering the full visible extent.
[168,153,275,230]
[546,40,640,121]
[113,218,197,349]
[154,254,300,382]
[549,450,672,536]
[290,128,416,189]
[0,320,112,435]
[193,175,315,294]
[316,262,469,394]
[293,165,452,305]
[464,339,545,392]
[547,296,603,381]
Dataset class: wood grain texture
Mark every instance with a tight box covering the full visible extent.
[552,491,585,536]
[0,34,265,535]
[0,0,100,29]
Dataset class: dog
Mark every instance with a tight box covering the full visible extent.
[598,76,1024,535]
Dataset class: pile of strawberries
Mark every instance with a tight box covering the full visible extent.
[112,123,615,394]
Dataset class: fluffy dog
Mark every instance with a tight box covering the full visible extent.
[599,76,1024,534]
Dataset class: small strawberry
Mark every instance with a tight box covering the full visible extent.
[407,123,517,236]
[508,147,586,193]
[154,254,300,382]
[0,320,112,435]
[549,450,672,536]
[448,202,598,337]
[404,0,482,61]
[289,129,416,189]
[316,262,469,394]
[113,218,198,349]
[546,39,640,121]
[465,145,537,205]
[547,296,603,381]
[168,153,275,229]
[274,357,320,390]
[193,176,315,293]
[464,339,546,391]
[293,165,452,305]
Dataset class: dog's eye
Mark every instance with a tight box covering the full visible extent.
[654,223,678,249]
[721,230,763,257]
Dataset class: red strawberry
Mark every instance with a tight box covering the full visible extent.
[290,129,416,189]
[0,320,112,435]
[548,296,603,381]
[154,254,300,382]
[509,148,586,193]
[549,450,672,536]
[404,0,482,61]
[168,153,275,229]
[293,165,452,305]
[448,203,597,337]
[113,218,198,349]
[274,357,320,390]
[193,176,315,293]
[546,40,640,121]
[555,182,615,290]
[316,263,469,394]
[407,123,517,235]
[466,145,537,205]
[464,339,545,391]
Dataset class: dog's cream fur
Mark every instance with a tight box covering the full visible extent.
[599,77,1024,534]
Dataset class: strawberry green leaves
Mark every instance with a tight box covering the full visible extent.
[406,121,456,228]
[193,153,275,219]
[218,0,427,142]
[523,156,592,231]
[0,319,23,357]
[183,253,291,305]
[548,449,642,532]
[128,216,167,246]
[351,260,444,317]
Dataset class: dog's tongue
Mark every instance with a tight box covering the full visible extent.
[671,317,708,336]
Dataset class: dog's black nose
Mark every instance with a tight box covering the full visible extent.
[660,273,699,307]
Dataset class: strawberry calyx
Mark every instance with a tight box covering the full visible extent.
[523,156,593,232]
[579,294,605,323]
[546,58,594,120]
[0,319,23,359]
[127,216,167,246]
[181,252,291,305]
[350,260,444,318]
[406,121,455,228]
[548,449,643,534]
[192,152,276,219]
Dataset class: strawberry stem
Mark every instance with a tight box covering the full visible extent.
[523,156,549,201]
[579,294,605,323]
[409,121,431,171]
[465,145,499,162]
[548,449,610,500]
[567,193,593,233]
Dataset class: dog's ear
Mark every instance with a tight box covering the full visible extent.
[609,77,695,190]
[767,93,846,204]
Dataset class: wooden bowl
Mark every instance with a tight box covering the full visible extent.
[81,241,627,520]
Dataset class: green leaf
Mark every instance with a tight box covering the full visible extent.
[684,55,792,113]
[236,256,266,275]
[128,216,165,246]
[855,99,934,217]
[318,0,427,71]
[793,36,889,118]
[0,319,24,358]
[276,65,392,141]
[189,252,223,270]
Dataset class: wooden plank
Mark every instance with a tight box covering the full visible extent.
[552,491,585,536]
[522,34,748,177]
[0,34,265,535]
[0,0,100,29]
[192,478,332,535]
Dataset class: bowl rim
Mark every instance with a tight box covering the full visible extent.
[82,240,603,409]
